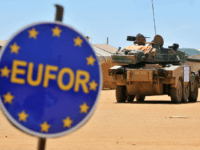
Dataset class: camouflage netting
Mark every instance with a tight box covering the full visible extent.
[97,56,116,89]
[122,45,153,54]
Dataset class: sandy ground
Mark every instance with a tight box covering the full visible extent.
[0,90,200,150]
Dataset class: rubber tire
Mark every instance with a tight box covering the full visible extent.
[136,95,145,102]
[116,86,127,103]
[188,79,198,102]
[170,80,182,103]
[127,95,135,102]
[182,83,189,102]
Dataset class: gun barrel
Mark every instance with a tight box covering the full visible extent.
[127,36,136,41]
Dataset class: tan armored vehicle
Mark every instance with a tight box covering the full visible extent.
[109,34,199,103]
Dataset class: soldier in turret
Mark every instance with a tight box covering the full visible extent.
[135,34,146,46]
[169,43,179,52]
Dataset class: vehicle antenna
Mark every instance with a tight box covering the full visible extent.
[151,0,156,36]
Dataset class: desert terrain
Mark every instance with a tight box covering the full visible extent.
[0,89,200,150]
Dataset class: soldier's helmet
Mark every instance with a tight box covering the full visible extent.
[136,33,146,45]
[153,35,164,47]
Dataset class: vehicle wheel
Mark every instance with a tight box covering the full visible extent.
[188,79,198,102]
[170,80,182,103]
[127,95,135,102]
[182,83,189,102]
[136,95,145,102]
[116,86,127,103]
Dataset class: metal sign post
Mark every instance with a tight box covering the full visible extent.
[38,138,46,150]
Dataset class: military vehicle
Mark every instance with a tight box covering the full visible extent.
[109,34,199,103]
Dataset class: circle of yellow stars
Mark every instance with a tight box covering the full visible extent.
[1,25,99,133]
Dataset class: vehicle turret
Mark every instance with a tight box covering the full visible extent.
[112,34,187,66]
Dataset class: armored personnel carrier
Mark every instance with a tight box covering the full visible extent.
[109,34,199,103]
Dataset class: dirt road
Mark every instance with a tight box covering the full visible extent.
[0,90,200,150]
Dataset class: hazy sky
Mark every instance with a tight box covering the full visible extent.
[0,0,199,49]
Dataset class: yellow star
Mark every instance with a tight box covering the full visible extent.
[86,55,96,66]
[3,92,14,104]
[74,36,83,47]
[80,102,89,114]
[1,66,10,77]
[52,26,62,37]
[28,28,39,39]
[63,116,73,128]
[18,110,29,122]
[10,43,20,54]
[89,80,98,91]
[40,121,50,133]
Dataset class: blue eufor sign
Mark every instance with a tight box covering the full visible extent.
[0,22,101,138]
